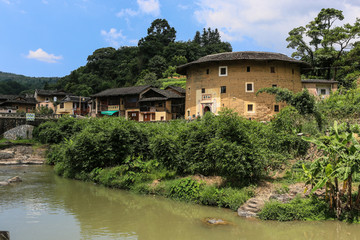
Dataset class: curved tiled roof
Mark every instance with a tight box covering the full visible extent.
[92,85,152,97]
[176,51,309,74]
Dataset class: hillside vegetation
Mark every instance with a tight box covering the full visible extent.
[0,71,59,95]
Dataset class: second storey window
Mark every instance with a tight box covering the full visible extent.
[219,66,228,76]
[270,66,275,73]
[274,105,279,112]
[221,86,226,93]
[60,103,64,109]
[202,88,205,93]
[246,82,254,92]
[247,66,251,72]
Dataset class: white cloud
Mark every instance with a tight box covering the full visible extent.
[1,0,10,4]
[42,0,48,4]
[116,0,160,18]
[137,0,160,16]
[101,28,126,48]
[116,8,138,17]
[26,48,63,63]
[194,0,360,53]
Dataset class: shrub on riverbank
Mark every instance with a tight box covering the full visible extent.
[258,197,332,221]
[39,110,309,184]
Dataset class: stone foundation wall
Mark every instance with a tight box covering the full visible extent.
[3,125,34,140]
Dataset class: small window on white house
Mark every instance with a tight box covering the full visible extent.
[247,104,254,113]
[246,82,254,92]
[219,66,228,76]
[320,89,326,95]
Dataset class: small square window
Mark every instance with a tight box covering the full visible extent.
[202,88,205,93]
[274,105,279,112]
[272,84,277,88]
[206,69,210,74]
[247,104,254,112]
[219,66,227,76]
[246,83,254,92]
[247,66,251,72]
[320,89,326,95]
[270,67,275,73]
[221,86,226,93]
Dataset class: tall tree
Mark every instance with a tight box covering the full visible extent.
[286,8,360,82]
[138,19,176,68]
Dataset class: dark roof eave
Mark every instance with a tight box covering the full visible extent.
[176,51,310,75]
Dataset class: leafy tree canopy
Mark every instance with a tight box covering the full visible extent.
[53,19,232,96]
[286,8,360,87]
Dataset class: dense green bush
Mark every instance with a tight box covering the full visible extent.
[39,109,310,184]
[258,197,332,221]
[318,88,360,119]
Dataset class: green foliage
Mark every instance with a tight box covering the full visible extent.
[33,116,81,144]
[0,71,58,94]
[35,106,54,115]
[199,186,254,210]
[258,197,332,221]
[303,121,360,218]
[286,8,360,84]
[55,19,231,96]
[317,88,360,119]
[168,178,202,202]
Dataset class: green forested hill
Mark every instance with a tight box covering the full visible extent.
[0,71,59,95]
[54,19,232,96]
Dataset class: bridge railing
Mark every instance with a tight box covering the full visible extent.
[0,113,62,119]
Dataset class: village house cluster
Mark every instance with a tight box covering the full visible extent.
[0,51,338,121]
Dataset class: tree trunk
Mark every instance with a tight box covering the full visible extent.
[355,185,360,209]
[336,191,342,219]
[347,175,352,210]
[335,177,338,193]
[341,180,347,197]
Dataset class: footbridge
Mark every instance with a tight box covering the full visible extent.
[0,113,59,139]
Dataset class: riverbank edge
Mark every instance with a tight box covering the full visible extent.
[0,141,46,165]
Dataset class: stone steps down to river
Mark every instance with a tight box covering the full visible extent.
[237,182,315,218]
[0,145,46,165]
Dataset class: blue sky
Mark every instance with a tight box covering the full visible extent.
[1,0,360,77]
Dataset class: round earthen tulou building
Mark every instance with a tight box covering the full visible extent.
[176,51,309,120]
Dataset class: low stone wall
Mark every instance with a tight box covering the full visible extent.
[3,125,34,140]
[0,145,46,165]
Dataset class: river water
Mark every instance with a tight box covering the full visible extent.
[1,165,360,240]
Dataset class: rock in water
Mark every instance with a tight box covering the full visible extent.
[0,181,9,186]
[203,217,230,225]
[8,176,22,183]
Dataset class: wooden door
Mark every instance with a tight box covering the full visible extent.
[144,113,151,122]
[128,111,139,121]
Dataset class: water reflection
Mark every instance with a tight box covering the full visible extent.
[1,165,360,240]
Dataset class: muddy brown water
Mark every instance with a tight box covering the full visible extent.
[1,165,360,240]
